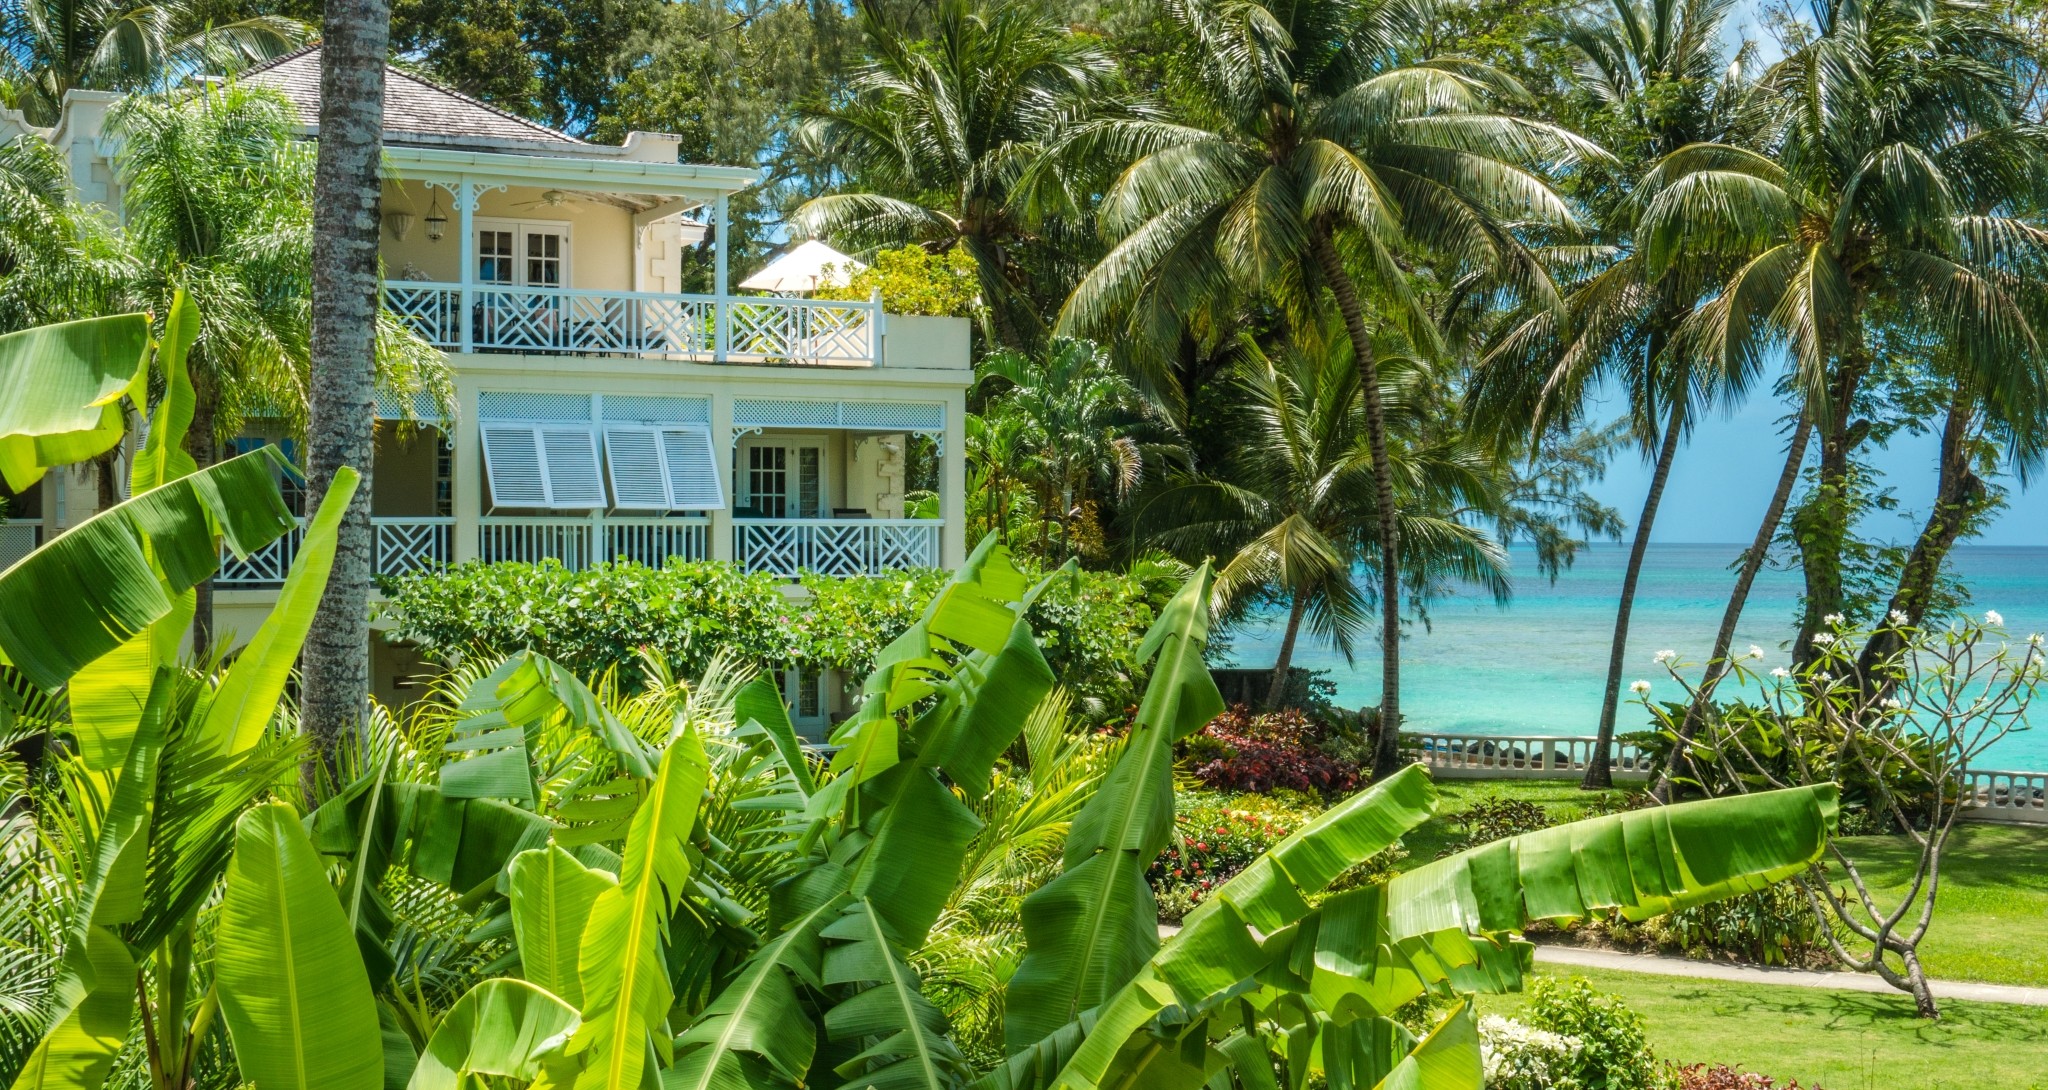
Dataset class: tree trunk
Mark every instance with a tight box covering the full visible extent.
[1309,228,1404,780]
[301,0,391,787]
[1793,350,1867,670]
[1655,414,1814,802]
[1265,591,1309,710]
[185,394,215,661]
[1855,395,1984,687]
[1586,398,1685,789]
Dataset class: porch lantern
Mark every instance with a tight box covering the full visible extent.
[424,194,448,242]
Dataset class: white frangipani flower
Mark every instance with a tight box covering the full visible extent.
[1824,613,1845,626]
[1653,649,1677,665]
[1881,697,1904,710]
[1630,680,1652,695]
[1811,631,1836,645]
[1816,671,1834,684]
[1985,610,2005,627]
[2030,633,2044,647]
[1747,645,1765,660]
[1771,667,1790,679]
[1889,609,1910,626]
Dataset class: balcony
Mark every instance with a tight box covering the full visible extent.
[384,284,881,366]
[214,514,940,586]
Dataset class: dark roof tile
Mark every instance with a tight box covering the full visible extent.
[242,44,583,149]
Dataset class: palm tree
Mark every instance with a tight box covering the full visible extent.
[1058,0,1586,775]
[977,337,1164,561]
[1474,0,1754,787]
[302,0,393,781]
[110,82,445,654]
[1638,0,2048,790]
[1140,331,1509,711]
[790,0,1119,345]
[0,0,305,125]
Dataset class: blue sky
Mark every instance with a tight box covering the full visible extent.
[1578,385,2048,546]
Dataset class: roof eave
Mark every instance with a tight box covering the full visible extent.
[382,144,758,199]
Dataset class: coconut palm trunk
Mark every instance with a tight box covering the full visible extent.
[1586,398,1685,788]
[302,0,391,780]
[1655,414,1814,801]
[1855,395,1985,686]
[1265,591,1310,709]
[1309,229,1404,779]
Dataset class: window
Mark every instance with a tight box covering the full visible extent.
[478,230,514,285]
[478,222,569,288]
[600,424,726,512]
[526,231,562,287]
[479,424,605,510]
[738,437,827,518]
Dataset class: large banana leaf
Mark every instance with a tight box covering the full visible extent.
[569,732,710,1090]
[1004,566,1223,1050]
[510,845,618,1007]
[666,898,840,1090]
[216,802,384,1090]
[442,651,656,811]
[11,677,172,1089]
[0,312,150,491]
[819,899,967,1090]
[129,294,198,494]
[201,464,360,755]
[407,979,582,1090]
[0,446,295,690]
[1036,784,1839,1090]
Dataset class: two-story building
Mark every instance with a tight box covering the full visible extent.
[4,45,973,715]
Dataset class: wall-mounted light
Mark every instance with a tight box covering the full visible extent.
[384,211,414,241]
[678,219,710,246]
[424,194,448,242]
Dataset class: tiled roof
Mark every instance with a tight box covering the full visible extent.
[241,44,584,149]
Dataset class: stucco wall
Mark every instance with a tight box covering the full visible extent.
[378,179,648,293]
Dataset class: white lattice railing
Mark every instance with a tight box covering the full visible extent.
[217,517,455,586]
[478,516,710,570]
[1410,732,1654,780]
[0,521,41,570]
[1960,769,2048,824]
[384,283,880,365]
[735,519,939,577]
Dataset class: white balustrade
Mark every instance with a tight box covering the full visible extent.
[217,517,455,586]
[1409,732,1652,781]
[384,283,879,365]
[1960,769,2048,825]
[603,518,710,568]
[735,519,939,577]
[0,520,41,570]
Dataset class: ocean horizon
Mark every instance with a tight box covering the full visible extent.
[1217,542,2048,770]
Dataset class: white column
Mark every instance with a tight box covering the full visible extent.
[456,178,476,353]
[940,392,966,568]
[713,194,730,362]
[451,378,481,563]
[709,392,735,562]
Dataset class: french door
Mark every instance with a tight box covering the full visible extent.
[737,436,827,519]
[476,221,570,349]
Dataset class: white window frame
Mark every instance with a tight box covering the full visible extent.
[480,423,605,511]
[735,433,829,519]
[476,217,573,288]
[602,423,727,512]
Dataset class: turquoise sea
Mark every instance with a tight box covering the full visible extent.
[1218,544,2048,770]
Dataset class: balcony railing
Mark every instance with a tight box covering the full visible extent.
[218,517,455,587]
[383,283,880,365]
[477,516,710,570]
[735,518,939,578]
[1409,732,1654,780]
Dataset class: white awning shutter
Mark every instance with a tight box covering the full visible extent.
[660,425,725,510]
[603,427,672,510]
[539,429,607,509]
[480,425,547,507]
[481,424,606,510]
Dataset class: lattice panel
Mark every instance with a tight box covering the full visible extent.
[374,391,443,422]
[602,395,710,425]
[479,391,593,422]
[732,399,944,432]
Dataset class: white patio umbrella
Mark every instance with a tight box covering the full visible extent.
[739,239,866,294]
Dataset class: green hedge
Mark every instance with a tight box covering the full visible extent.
[376,559,1177,717]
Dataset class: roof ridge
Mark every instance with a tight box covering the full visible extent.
[243,41,584,146]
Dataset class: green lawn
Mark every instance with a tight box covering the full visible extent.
[1829,823,2048,988]
[1486,965,2048,1090]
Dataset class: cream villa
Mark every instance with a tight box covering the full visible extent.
[2,46,972,714]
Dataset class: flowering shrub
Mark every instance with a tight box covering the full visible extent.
[1521,977,1660,1090]
[1479,1015,1583,1090]
[1648,880,1834,966]
[1182,706,1360,795]
[1435,796,1552,857]
[1670,1064,1823,1089]
[1147,799,1293,919]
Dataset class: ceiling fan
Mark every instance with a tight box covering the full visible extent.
[510,189,587,213]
